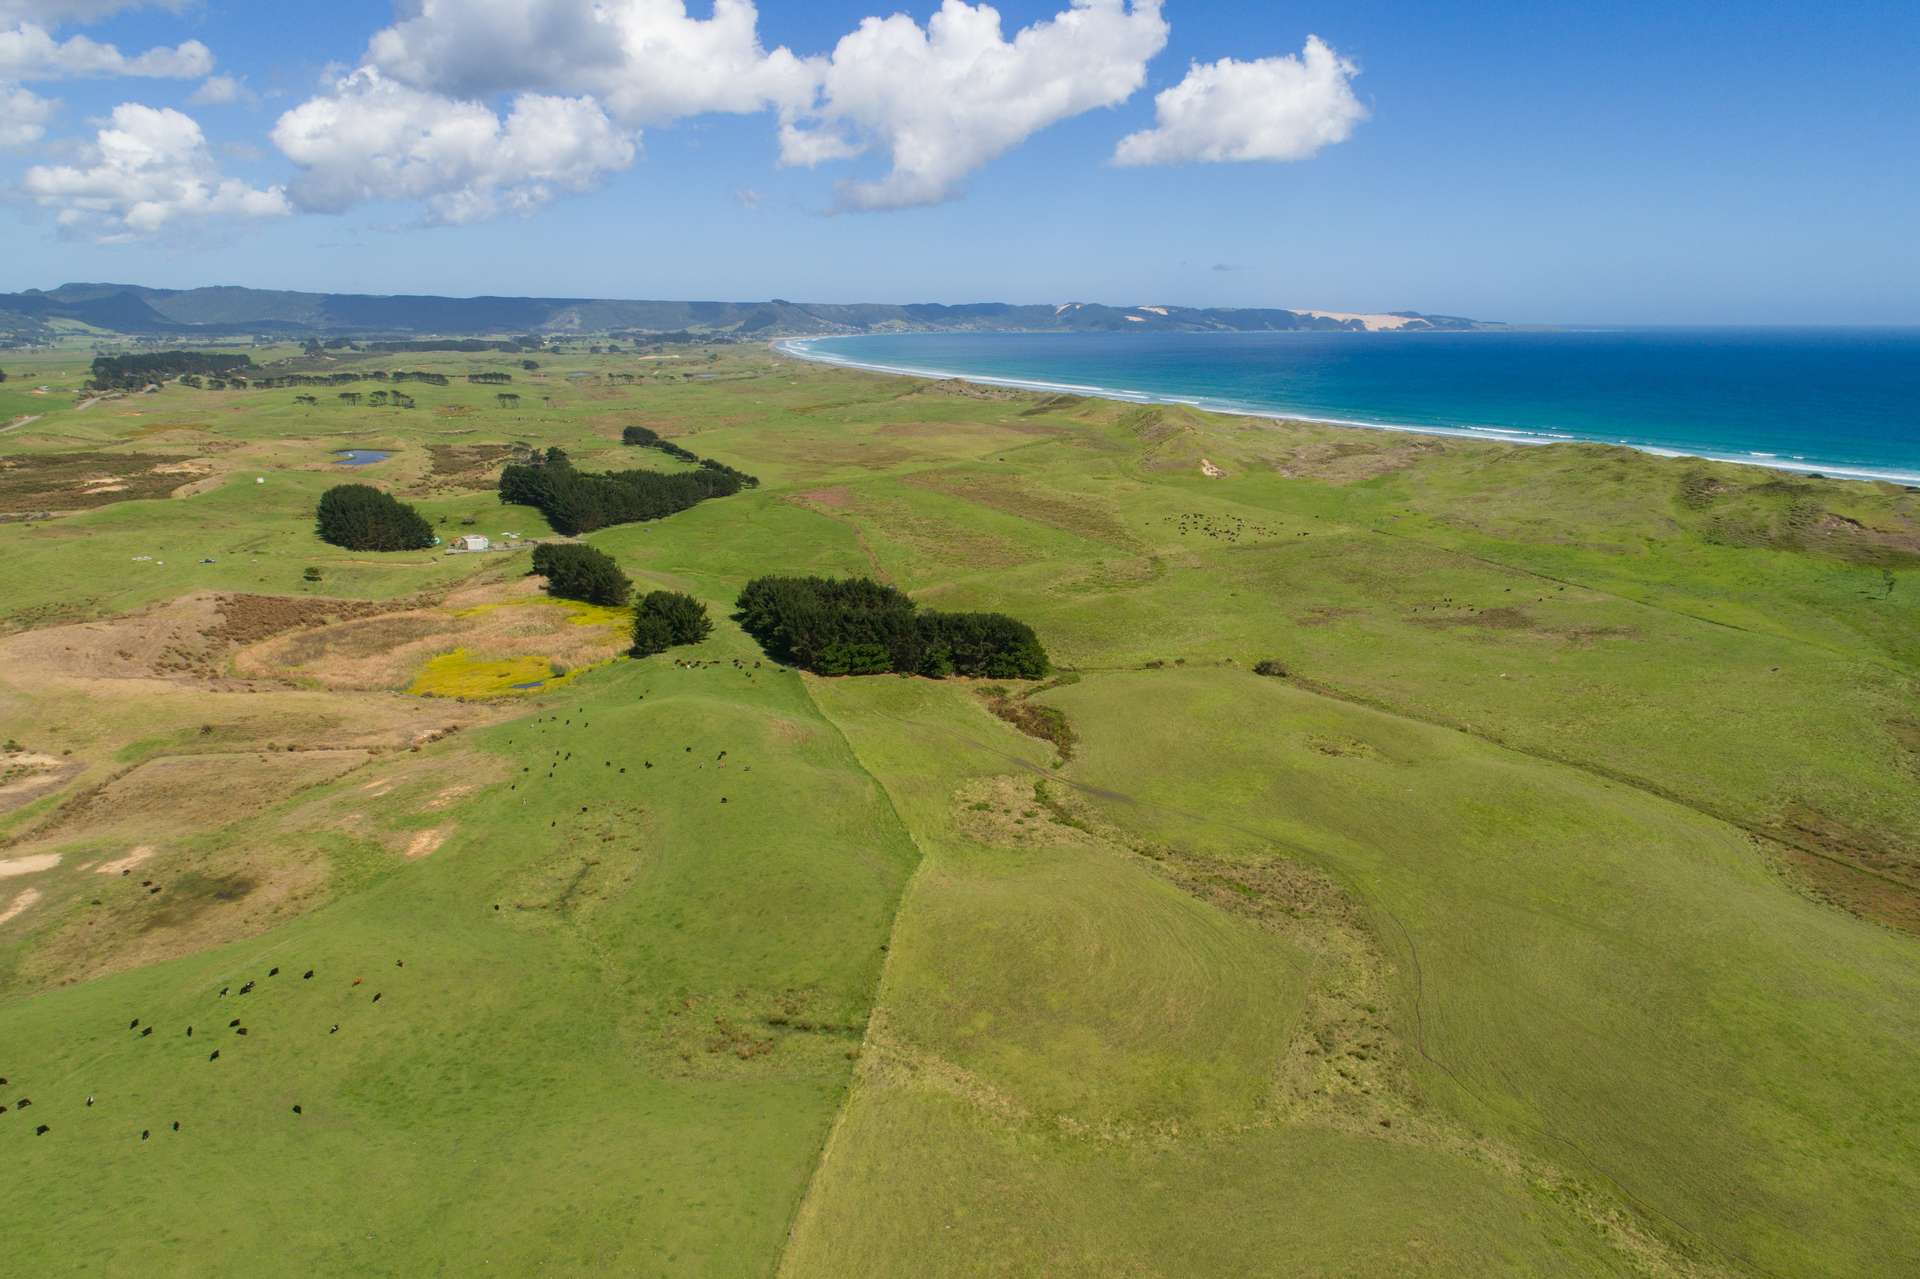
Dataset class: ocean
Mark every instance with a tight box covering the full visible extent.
[785,328,1920,486]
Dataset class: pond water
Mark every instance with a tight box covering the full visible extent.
[335,450,392,466]
[511,680,547,691]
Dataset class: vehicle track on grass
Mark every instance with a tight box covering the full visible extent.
[857,701,1770,1278]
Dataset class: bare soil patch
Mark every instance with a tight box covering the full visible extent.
[0,853,62,877]
[96,846,156,876]
[405,827,452,859]
[0,452,212,512]
[0,887,41,926]
[0,750,80,815]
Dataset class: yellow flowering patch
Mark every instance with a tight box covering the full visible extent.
[407,649,584,699]
[454,596,632,630]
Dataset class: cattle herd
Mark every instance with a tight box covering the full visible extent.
[9,664,770,1147]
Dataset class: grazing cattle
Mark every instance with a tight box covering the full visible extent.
[239,982,255,995]
[645,762,652,769]
[352,978,363,987]
[395,960,403,968]
[303,970,313,980]
[329,1025,339,1035]
[35,1125,48,1136]
[142,1130,149,1141]
[372,993,382,1004]
[18,1098,31,1109]
[86,1096,94,1107]
[219,987,229,997]
[235,1028,248,1037]
[172,1121,180,1132]
[721,798,729,805]
[229,1019,240,1028]
[129,1019,139,1030]
[292,1105,302,1115]
[268,968,279,977]
[208,1051,220,1062]
[141,1027,153,1038]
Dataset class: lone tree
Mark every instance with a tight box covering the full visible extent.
[530,542,631,607]
[315,484,434,552]
[631,591,711,657]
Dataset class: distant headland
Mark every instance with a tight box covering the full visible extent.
[0,283,1498,344]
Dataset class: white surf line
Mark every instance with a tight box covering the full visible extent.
[775,339,1920,489]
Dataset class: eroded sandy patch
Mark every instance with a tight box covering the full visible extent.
[96,846,156,876]
[0,853,61,878]
[0,888,41,925]
[405,827,452,860]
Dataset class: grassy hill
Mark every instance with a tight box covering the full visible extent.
[0,341,1914,1275]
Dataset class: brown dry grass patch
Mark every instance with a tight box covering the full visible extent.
[903,470,1138,547]
[0,452,212,512]
[10,750,369,853]
[235,579,628,692]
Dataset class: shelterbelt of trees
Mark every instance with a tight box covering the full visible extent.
[500,445,758,536]
[735,576,1049,678]
[88,351,253,390]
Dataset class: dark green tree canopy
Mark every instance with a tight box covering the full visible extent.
[500,446,756,536]
[631,591,712,657]
[531,542,631,607]
[315,484,434,552]
[735,577,1047,679]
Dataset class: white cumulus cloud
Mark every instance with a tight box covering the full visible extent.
[782,0,1168,210]
[188,72,249,105]
[271,67,637,225]
[22,101,289,241]
[1114,35,1366,167]
[363,0,817,125]
[0,81,56,145]
[0,22,211,80]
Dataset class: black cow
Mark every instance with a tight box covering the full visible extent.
[268,968,279,977]
[140,1027,153,1038]
[303,970,314,980]
[35,1124,48,1136]
[228,1019,240,1028]
[208,1051,220,1062]
[292,1105,302,1115]
[128,1018,139,1030]
[142,1130,150,1141]
[172,1121,180,1132]
[372,993,382,1004]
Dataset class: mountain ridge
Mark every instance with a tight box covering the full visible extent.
[0,282,1497,343]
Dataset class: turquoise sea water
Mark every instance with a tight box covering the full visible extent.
[786,329,1920,485]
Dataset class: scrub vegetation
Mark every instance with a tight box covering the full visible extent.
[0,339,1915,1277]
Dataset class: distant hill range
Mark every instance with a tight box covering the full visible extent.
[0,283,1496,343]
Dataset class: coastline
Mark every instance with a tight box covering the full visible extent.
[775,337,1920,489]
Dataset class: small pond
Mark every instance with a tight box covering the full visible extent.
[335,449,393,466]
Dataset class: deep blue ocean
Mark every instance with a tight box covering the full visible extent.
[788,329,1920,485]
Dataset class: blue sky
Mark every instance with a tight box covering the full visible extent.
[2,0,1916,324]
